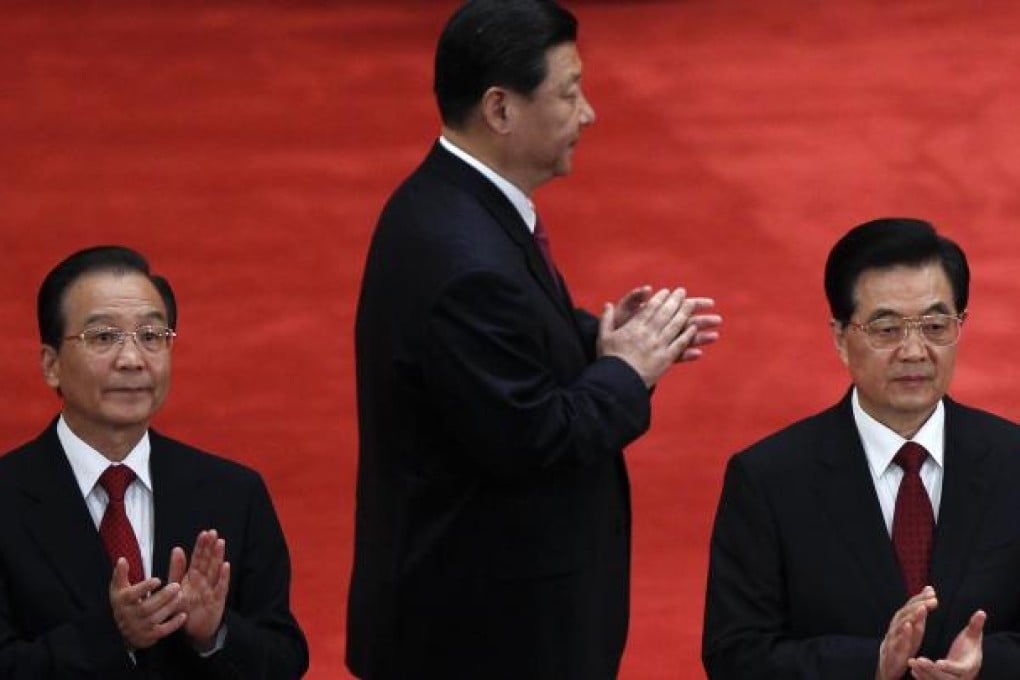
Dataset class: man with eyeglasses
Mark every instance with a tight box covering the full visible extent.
[704,218,1020,679]
[0,246,308,678]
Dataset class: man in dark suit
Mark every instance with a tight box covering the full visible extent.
[703,218,1020,679]
[346,1,722,678]
[0,246,308,678]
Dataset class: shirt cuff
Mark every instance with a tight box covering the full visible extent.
[196,624,228,657]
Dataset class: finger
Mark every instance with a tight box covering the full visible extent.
[135,582,182,618]
[656,289,691,328]
[677,347,703,363]
[687,314,723,330]
[598,302,614,338]
[190,530,215,575]
[168,546,187,584]
[686,297,716,312]
[211,536,226,566]
[666,322,699,361]
[619,285,652,312]
[967,609,987,637]
[112,575,164,607]
[213,562,231,602]
[654,291,698,339]
[907,658,944,680]
[633,288,673,323]
[658,299,693,342]
[150,611,188,640]
[689,331,720,348]
[933,658,970,674]
[110,557,131,591]
[204,538,227,586]
[906,586,938,605]
[896,618,926,659]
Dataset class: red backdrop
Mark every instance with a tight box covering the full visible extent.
[3,1,1020,677]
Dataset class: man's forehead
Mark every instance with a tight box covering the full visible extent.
[852,263,955,313]
[64,271,166,314]
[545,43,582,77]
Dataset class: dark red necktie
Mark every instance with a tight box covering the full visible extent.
[533,217,561,290]
[891,442,934,596]
[98,465,144,584]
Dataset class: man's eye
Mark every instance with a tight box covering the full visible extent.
[871,324,901,337]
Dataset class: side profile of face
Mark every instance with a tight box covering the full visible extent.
[833,262,959,438]
[504,42,596,192]
[41,270,172,455]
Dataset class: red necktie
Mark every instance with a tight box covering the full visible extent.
[533,217,561,290]
[891,442,934,596]
[98,465,144,584]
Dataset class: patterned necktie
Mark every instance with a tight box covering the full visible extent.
[98,465,144,584]
[533,217,561,291]
[891,442,934,596]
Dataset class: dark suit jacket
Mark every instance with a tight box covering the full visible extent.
[347,143,652,679]
[703,393,1020,679]
[0,422,309,679]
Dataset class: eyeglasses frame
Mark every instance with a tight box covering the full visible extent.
[62,325,177,354]
[837,312,966,351]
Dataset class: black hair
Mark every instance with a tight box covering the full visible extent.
[824,217,969,323]
[37,245,177,348]
[434,0,578,127]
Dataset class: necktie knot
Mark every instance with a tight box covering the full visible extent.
[894,442,927,475]
[99,465,136,502]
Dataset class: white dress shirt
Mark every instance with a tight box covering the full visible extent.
[851,388,945,536]
[57,415,154,578]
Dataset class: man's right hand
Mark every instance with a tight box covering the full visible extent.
[597,287,720,388]
[876,586,939,680]
[109,557,187,650]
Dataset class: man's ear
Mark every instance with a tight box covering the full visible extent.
[480,87,513,134]
[831,321,850,367]
[41,344,61,390]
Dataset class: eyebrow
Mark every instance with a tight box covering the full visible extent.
[864,302,953,321]
[82,310,168,327]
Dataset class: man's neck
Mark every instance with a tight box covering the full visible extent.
[441,126,537,197]
[61,415,146,463]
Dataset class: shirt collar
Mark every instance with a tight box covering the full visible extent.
[851,387,945,477]
[57,415,153,498]
[438,135,537,232]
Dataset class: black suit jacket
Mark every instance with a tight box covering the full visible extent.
[347,143,652,679]
[0,422,308,679]
[703,393,1020,679]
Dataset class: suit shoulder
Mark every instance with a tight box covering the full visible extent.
[731,403,844,470]
[947,400,1020,444]
[0,437,41,475]
[150,432,264,485]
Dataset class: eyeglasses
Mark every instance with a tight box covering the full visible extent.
[843,313,965,350]
[64,325,177,355]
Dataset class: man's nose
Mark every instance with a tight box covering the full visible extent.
[897,323,929,358]
[113,334,146,366]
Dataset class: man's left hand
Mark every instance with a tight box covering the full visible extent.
[907,609,985,680]
[167,529,231,651]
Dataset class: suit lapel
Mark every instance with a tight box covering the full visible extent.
[925,398,995,644]
[149,433,205,581]
[423,143,577,321]
[812,398,906,616]
[18,425,112,610]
